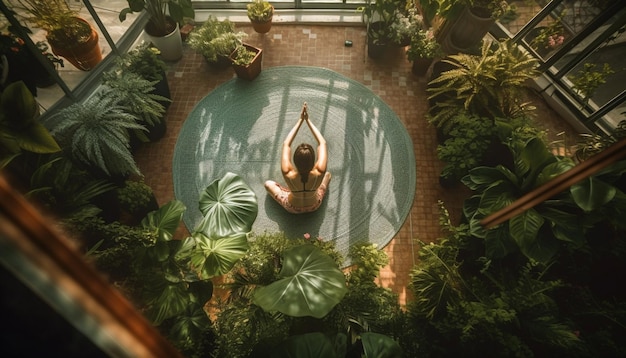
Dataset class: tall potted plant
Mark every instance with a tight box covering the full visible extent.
[44,88,146,181]
[441,0,509,53]
[247,0,274,34]
[102,71,170,142]
[8,0,102,70]
[114,42,171,107]
[119,0,195,61]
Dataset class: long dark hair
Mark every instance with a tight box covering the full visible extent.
[293,143,315,187]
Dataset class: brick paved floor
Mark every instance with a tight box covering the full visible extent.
[134,24,579,305]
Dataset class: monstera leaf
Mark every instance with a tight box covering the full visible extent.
[253,245,347,318]
[197,172,258,238]
[178,231,249,280]
[141,200,186,242]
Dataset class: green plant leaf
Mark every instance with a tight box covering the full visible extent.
[361,332,403,358]
[197,172,258,237]
[148,281,190,325]
[570,176,616,212]
[541,207,585,248]
[509,208,544,249]
[253,245,347,318]
[0,81,38,129]
[11,122,60,154]
[270,332,339,358]
[141,200,186,242]
[184,232,249,279]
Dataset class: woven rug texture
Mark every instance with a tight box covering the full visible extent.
[173,66,415,264]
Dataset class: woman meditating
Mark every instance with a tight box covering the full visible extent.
[265,103,331,214]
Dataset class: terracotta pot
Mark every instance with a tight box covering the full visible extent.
[251,8,274,34]
[47,17,102,71]
[230,44,263,81]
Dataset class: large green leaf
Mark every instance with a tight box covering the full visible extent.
[270,332,339,358]
[484,224,516,259]
[182,232,249,280]
[148,281,190,325]
[0,81,38,129]
[462,166,509,191]
[509,208,544,253]
[570,176,616,212]
[141,200,186,242]
[361,332,403,358]
[535,159,575,187]
[516,138,556,187]
[196,172,258,238]
[540,207,585,247]
[253,245,347,318]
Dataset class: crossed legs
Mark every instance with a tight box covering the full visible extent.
[264,172,332,214]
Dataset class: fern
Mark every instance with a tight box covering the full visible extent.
[46,89,146,177]
[102,71,170,127]
[427,40,539,133]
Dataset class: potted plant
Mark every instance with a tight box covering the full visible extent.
[115,179,158,226]
[247,0,274,34]
[8,0,102,70]
[119,0,195,61]
[359,0,406,58]
[102,70,170,143]
[0,31,64,95]
[44,87,146,181]
[187,16,247,67]
[229,43,263,81]
[427,40,538,136]
[406,27,443,76]
[389,6,423,47]
[114,42,171,107]
[440,0,509,52]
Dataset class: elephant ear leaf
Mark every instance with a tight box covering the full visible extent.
[183,232,249,280]
[253,245,347,318]
[360,332,403,358]
[141,200,186,242]
[571,176,616,212]
[197,172,258,238]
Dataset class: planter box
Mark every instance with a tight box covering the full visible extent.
[229,44,263,81]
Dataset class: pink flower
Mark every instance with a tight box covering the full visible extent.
[303,233,311,240]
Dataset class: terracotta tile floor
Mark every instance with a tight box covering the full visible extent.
[134,24,579,305]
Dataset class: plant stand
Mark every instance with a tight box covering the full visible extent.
[230,44,263,81]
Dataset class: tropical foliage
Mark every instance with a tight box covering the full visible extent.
[409,202,580,356]
[0,81,60,168]
[427,40,538,135]
[44,88,145,178]
[213,234,405,358]
[91,172,258,356]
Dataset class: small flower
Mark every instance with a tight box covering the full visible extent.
[303,233,311,240]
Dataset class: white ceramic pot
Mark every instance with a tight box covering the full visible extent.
[146,23,183,62]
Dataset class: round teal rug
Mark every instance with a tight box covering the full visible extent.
[173,66,415,264]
